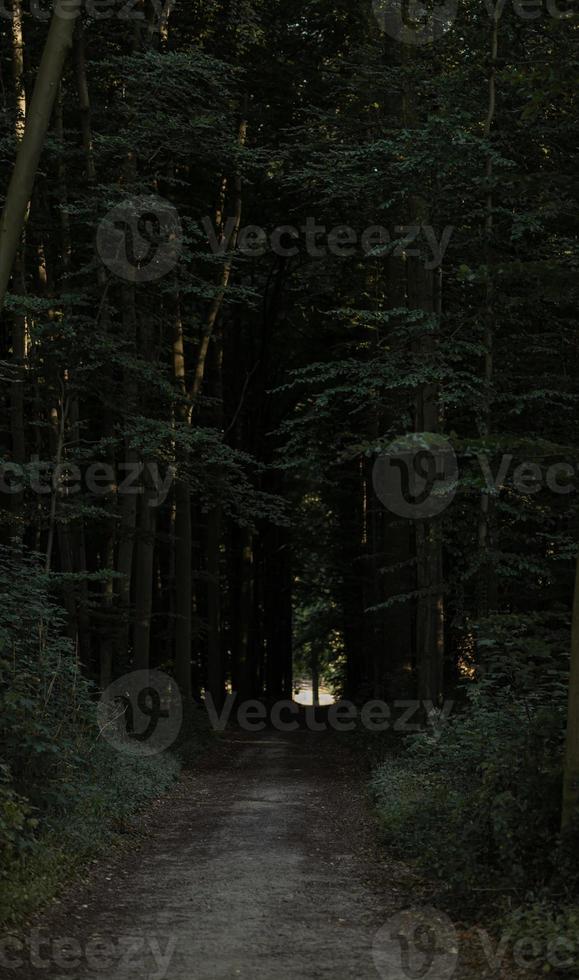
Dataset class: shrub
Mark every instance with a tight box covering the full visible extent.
[503,902,579,976]
[372,613,571,909]
[0,546,180,925]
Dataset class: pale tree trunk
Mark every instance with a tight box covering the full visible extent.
[0,0,83,311]
[190,119,247,404]
[12,0,26,142]
[147,0,175,48]
[562,553,579,830]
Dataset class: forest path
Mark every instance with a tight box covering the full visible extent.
[13,730,520,980]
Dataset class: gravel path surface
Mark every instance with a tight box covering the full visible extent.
[5,731,535,980]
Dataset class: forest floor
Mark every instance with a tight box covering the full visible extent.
[5,729,536,980]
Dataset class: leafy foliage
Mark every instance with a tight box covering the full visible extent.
[372,623,574,912]
[0,547,178,925]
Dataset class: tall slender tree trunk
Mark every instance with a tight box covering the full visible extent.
[376,254,414,699]
[116,282,139,660]
[264,522,293,701]
[174,473,193,700]
[311,649,320,708]
[206,326,224,706]
[45,392,68,573]
[172,114,246,704]
[172,295,194,702]
[54,87,86,653]
[11,0,26,142]
[74,19,96,184]
[235,526,254,700]
[562,553,579,830]
[132,287,158,674]
[9,0,28,536]
[0,0,83,311]
[133,478,157,672]
[72,21,117,686]
[409,258,444,704]
[206,505,223,705]
[477,10,500,619]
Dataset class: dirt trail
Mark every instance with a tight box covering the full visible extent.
[7,731,527,980]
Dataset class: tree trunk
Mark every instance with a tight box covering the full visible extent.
[133,481,157,672]
[116,283,139,660]
[172,115,246,703]
[477,10,500,619]
[206,505,224,706]
[174,474,193,700]
[0,0,82,311]
[9,0,28,537]
[562,552,579,830]
[236,527,255,700]
[311,649,320,708]
[409,258,444,704]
